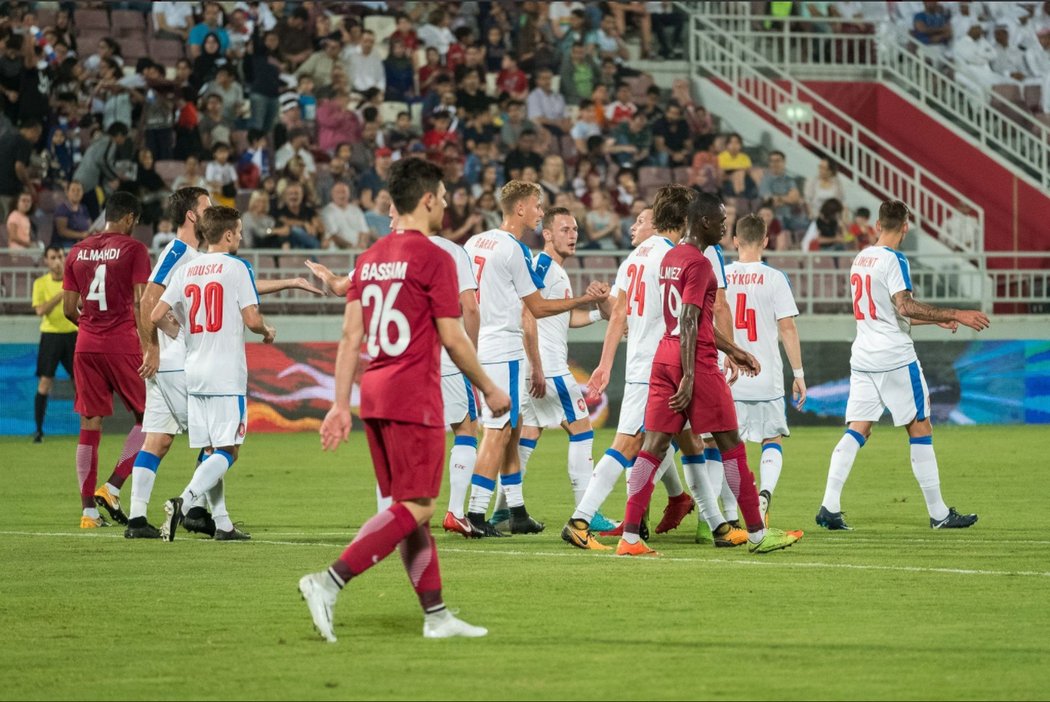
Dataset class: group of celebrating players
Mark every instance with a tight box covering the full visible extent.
[56,155,990,642]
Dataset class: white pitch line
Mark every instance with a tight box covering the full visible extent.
[3,530,1048,579]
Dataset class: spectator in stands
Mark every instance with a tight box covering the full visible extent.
[53,181,91,248]
[314,156,350,208]
[243,189,285,248]
[135,75,175,164]
[84,37,124,76]
[5,191,34,249]
[608,1,654,59]
[422,112,457,155]
[189,4,231,60]
[72,121,128,219]
[527,68,571,139]
[650,2,687,59]
[991,25,1041,87]
[365,188,393,238]
[278,155,319,208]
[605,83,638,126]
[651,101,692,167]
[555,8,589,55]
[500,99,535,149]
[476,190,502,230]
[276,182,323,249]
[456,70,491,117]
[583,190,621,250]
[688,135,723,194]
[203,65,243,126]
[1027,28,1050,114]
[301,75,321,122]
[275,127,317,175]
[671,79,715,137]
[347,30,385,94]
[199,93,233,152]
[206,143,238,207]
[454,44,487,85]
[322,182,371,250]
[246,31,283,134]
[497,54,529,101]
[607,111,653,168]
[802,198,847,251]
[130,148,170,226]
[418,47,447,97]
[469,158,502,198]
[586,13,631,67]
[442,185,484,245]
[913,1,953,48]
[538,154,568,204]
[955,23,1008,91]
[276,7,314,67]
[0,118,41,219]
[612,168,640,218]
[588,83,610,131]
[560,41,600,106]
[419,8,456,58]
[358,147,392,211]
[239,129,272,186]
[756,203,788,251]
[848,207,875,249]
[484,26,509,73]
[152,217,177,251]
[152,1,194,42]
[386,112,418,153]
[384,38,415,102]
[317,89,361,154]
[804,157,845,219]
[226,7,253,60]
[505,129,544,181]
[297,34,343,88]
[718,132,759,209]
[758,150,808,233]
[172,154,208,191]
[390,13,420,53]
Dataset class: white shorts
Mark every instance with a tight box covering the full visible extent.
[143,370,188,435]
[522,373,590,428]
[478,360,525,429]
[845,361,930,427]
[734,399,790,443]
[441,372,478,426]
[188,394,247,448]
[616,382,648,436]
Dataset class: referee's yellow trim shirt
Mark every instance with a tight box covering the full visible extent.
[32,273,78,334]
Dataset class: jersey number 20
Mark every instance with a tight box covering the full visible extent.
[362,282,409,357]
[185,283,224,333]
[851,273,877,320]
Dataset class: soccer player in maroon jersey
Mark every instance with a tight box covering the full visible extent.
[61,192,153,528]
[615,192,803,556]
[298,158,510,642]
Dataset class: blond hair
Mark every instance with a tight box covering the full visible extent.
[500,180,542,215]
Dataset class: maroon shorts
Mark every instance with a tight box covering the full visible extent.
[363,418,444,501]
[645,363,738,435]
[73,352,146,418]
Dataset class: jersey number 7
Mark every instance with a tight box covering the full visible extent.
[472,255,486,302]
[851,273,877,320]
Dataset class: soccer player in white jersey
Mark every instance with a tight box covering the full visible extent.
[487,207,612,527]
[565,185,747,550]
[724,214,806,526]
[153,206,277,541]
[462,180,609,537]
[816,200,988,530]
[125,188,319,539]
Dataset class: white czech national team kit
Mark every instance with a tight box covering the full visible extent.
[161,252,260,448]
[521,253,589,428]
[845,246,929,426]
[143,238,199,435]
[725,260,799,442]
[464,228,541,428]
[429,235,480,426]
[611,236,675,435]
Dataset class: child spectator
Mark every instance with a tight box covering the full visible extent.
[384,38,415,102]
[418,47,447,97]
[5,191,35,249]
[298,75,318,123]
[605,83,638,126]
[757,203,787,251]
[423,111,459,153]
[386,112,419,153]
[389,13,420,53]
[570,99,603,154]
[849,207,875,249]
[497,54,529,101]
[172,154,208,191]
[483,26,509,73]
[206,143,238,207]
[152,217,177,251]
[583,190,621,250]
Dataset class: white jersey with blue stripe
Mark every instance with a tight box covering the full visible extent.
[160,253,260,395]
[531,251,572,377]
[464,228,542,364]
[704,243,727,289]
[849,246,918,372]
[428,235,478,376]
[611,235,675,383]
[149,238,200,372]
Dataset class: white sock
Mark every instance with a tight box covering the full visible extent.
[707,448,737,521]
[447,437,477,518]
[467,475,495,515]
[105,482,120,497]
[518,437,537,471]
[659,447,684,497]
[492,475,508,513]
[501,471,524,508]
[683,453,724,529]
[206,479,234,532]
[128,450,161,521]
[567,431,594,507]
[572,449,630,522]
[83,507,100,518]
[822,430,864,513]
[748,527,767,544]
[180,451,233,505]
[760,443,783,495]
[910,438,949,521]
[376,485,392,512]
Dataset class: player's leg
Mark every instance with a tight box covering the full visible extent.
[550,373,596,509]
[677,431,744,547]
[490,423,542,528]
[72,352,109,527]
[94,354,148,525]
[618,429,675,555]
[707,433,739,525]
[654,432,694,534]
[562,430,641,549]
[34,332,68,442]
[758,437,783,525]
[467,361,523,536]
[498,421,545,533]
[124,431,173,539]
[441,374,479,535]
[757,398,791,524]
[34,375,52,442]
[888,362,977,528]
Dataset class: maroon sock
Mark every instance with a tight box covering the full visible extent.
[107,424,145,489]
[76,429,101,510]
[398,524,443,612]
[722,442,763,532]
[622,450,661,537]
[330,502,419,583]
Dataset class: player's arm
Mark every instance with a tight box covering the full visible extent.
[668,303,700,412]
[62,290,81,325]
[777,316,806,409]
[305,260,350,297]
[711,286,742,384]
[713,324,760,377]
[522,306,546,398]
[892,290,990,331]
[460,290,479,349]
[34,291,64,316]
[138,280,168,377]
[132,282,160,378]
[240,304,276,343]
[321,300,363,451]
[522,281,609,319]
[587,291,627,399]
[255,276,325,296]
[437,317,510,417]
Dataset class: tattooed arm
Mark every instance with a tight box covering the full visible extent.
[891,290,990,331]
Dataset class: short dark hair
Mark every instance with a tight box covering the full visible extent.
[168,187,209,227]
[735,213,766,245]
[388,158,445,214]
[769,150,786,160]
[19,117,42,131]
[652,184,696,232]
[687,192,725,235]
[727,132,743,144]
[248,128,266,143]
[104,192,142,224]
[856,207,871,219]
[45,244,64,256]
[542,206,573,231]
[199,205,241,245]
[878,199,909,231]
[107,122,129,137]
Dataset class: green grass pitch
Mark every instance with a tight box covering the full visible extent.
[3,425,1049,700]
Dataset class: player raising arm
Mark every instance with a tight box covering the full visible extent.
[299,158,509,643]
[816,200,988,531]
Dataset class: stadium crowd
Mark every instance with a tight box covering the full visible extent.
[2,0,987,264]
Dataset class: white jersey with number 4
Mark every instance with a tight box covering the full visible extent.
[463,228,541,363]
[849,246,918,372]
[429,235,477,375]
[150,238,200,372]
[160,252,260,395]
[725,261,799,401]
[611,236,675,383]
[531,251,572,377]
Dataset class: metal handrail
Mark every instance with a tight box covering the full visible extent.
[685,11,986,255]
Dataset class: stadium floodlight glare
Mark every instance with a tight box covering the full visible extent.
[777,101,813,123]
